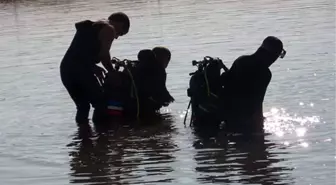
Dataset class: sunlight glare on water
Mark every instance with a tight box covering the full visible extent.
[264,107,320,136]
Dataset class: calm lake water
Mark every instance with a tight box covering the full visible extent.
[0,0,335,184]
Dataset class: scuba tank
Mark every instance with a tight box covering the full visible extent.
[103,58,140,119]
[186,56,229,128]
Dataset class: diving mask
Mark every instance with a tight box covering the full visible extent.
[279,48,286,59]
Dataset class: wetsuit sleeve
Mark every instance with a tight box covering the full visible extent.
[161,72,174,102]
[152,70,174,104]
[253,69,272,109]
[98,24,115,72]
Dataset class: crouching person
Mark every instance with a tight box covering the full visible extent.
[134,47,174,116]
[102,47,174,121]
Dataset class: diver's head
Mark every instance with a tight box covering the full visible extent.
[152,47,171,69]
[108,12,130,39]
[257,36,286,67]
[137,49,156,63]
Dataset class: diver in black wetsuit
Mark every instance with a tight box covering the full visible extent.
[134,47,174,116]
[60,12,130,125]
[221,36,286,132]
[151,47,175,106]
[101,47,174,120]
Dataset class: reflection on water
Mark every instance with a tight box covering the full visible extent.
[67,113,297,185]
[68,114,178,184]
[193,134,294,185]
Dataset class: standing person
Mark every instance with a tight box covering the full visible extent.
[222,36,286,132]
[60,12,130,125]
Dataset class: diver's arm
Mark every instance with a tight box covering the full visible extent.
[162,73,174,102]
[98,24,115,72]
[156,72,174,103]
[250,69,272,124]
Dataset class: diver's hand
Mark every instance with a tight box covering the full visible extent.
[163,97,174,107]
[168,95,175,103]
[93,65,106,84]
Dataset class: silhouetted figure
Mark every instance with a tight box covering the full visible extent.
[221,36,286,132]
[152,47,175,105]
[134,47,174,116]
[60,12,130,125]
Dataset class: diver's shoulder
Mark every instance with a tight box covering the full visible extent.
[232,55,251,66]
[236,55,252,61]
[94,21,116,38]
[75,20,94,29]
